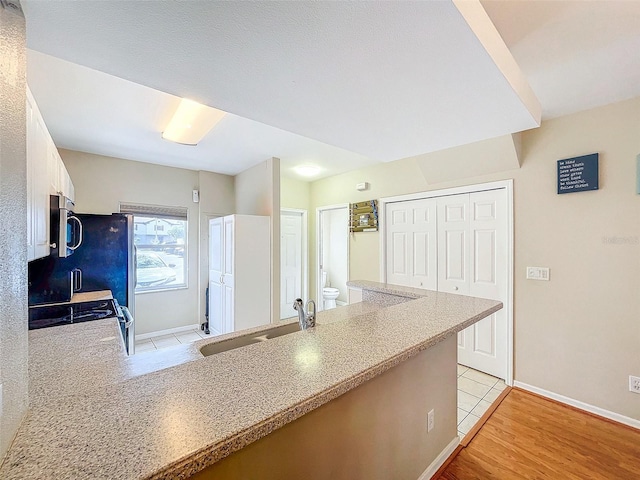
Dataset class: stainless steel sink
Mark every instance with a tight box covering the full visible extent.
[199,322,301,357]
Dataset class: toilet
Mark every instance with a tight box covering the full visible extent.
[321,271,340,310]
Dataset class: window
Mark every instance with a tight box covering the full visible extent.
[120,203,188,293]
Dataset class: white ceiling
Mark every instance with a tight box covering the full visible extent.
[22,0,540,178]
[22,1,640,179]
[26,50,377,179]
[481,0,640,119]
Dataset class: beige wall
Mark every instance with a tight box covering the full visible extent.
[280,175,310,211]
[234,158,281,322]
[0,2,29,461]
[61,150,235,335]
[197,171,235,326]
[192,336,457,480]
[310,97,640,421]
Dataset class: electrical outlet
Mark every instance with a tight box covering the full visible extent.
[427,409,435,432]
[630,376,640,394]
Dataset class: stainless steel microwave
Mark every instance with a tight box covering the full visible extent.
[50,194,83,258]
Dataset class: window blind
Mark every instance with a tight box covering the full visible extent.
[119,203,188,220]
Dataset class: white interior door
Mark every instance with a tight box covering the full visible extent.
[386,199,437,290]
[461,189,508,378]
[280,211,304,319]
[208,218,225,336]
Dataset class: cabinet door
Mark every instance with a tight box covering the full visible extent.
[32,109,51,259]
[223,216,234,278]
[386,199,437,290]
[26,95,35,261]
[208,218,225,335]
[223,282,234,334]
[58,159,75,201]
[208,281,224,336]
[47,135,61,195]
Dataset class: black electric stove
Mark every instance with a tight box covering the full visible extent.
[29,299,119,330]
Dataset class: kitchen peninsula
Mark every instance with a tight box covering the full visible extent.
[0,281,502,480]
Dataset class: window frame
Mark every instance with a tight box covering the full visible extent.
[119,203,189,294]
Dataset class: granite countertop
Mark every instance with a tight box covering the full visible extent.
[1,281,502,479]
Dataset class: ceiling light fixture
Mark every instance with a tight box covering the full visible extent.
[162,98,226,146]
[294,165,321,177]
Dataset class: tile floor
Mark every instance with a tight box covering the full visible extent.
[135,327,211,352]
[457,364,507,440]
[137,332,505,440]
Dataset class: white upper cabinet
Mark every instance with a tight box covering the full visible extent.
[26,93,35,261]
[26,86,75,261]
[27,88,51,260]
[57,154,74,201]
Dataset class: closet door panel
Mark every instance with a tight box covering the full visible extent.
[437,195,470,295]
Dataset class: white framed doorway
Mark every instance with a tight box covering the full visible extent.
[280,209,308,319]
[316,204,350,312]
[379,180,514,386]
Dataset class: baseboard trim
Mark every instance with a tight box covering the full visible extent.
[136,323,200,340]
[513,381,640,431]
[417,436,460,480]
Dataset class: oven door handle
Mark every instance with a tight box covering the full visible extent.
[119,306,133,328]
[72,268,83,292]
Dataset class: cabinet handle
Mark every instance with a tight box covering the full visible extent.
[453,286,459,291]
[220,275,224,284]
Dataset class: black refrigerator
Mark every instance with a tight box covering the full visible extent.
[28,213,135,314]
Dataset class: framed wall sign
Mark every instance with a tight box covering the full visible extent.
[557,153,599,194]
[349,200,378,233]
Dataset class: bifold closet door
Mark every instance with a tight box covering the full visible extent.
[464,189,507,379]
[387,190,508,379]
[437,190,507,379]
[385,198,437,291]
[436,195,471,296]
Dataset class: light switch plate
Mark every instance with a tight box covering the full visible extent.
[526,266,550,281]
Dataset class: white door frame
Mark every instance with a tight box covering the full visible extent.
[316,203,351,310]
[281,208,309,312]
[378,180,514,386]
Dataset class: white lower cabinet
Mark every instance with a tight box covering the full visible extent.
[208,215,271,336]
[26,86,75,261]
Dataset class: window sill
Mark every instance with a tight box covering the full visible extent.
[135,285,188,295]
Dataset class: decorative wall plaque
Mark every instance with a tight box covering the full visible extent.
[557,153,599,194]
[350,200,378,233]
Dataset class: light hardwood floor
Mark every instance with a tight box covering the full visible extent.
[438,388,640,479]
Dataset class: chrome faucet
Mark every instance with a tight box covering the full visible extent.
[293,298,316,330]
